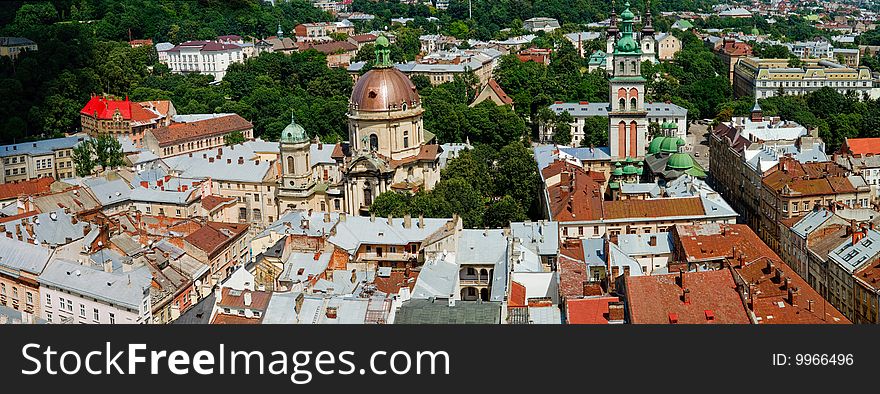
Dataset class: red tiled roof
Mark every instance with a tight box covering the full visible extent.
[390,144,440,167]
[349,34,377,43]
[217,288,272,311]
[80,96,133,119]
[566,296,619,324]
[841,137,880,156]
[486,79,513,105]
[184,221,249,257]
[0,210,38,224]
[509,281,527,307]
[150,114,252,147]
[372,270,419,294]
[762,157,854,196]
[0,177,54,201]
[211,314,262,324]
[306,40,358,54]
[543,160,604,222]
[625,270,751,324]
[673,223,849,324]
[201,195,236,212]
[602,197,705,220]
[557,254,588,299]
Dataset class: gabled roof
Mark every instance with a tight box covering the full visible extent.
[625,270,751,324]
[150,114,252,147]
[0,177,54,201]
[842,137,880,156]
[184,222,249,257]
[566,296,620,324]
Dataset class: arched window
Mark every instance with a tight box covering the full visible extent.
[619,98,626,110]
[369,134,379,151]
[618,121,626,154]
[287,156,295,174]
[631,61,637,73]
[629,121,638,158]
[630,97,637,110]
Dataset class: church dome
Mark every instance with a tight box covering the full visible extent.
[622,164,638,175]
[280,113,307,144]
[667,152,695,170]
[350,67,421,112]
[648,137,666,154]
[349,35,421,112]
[660,136,685,153]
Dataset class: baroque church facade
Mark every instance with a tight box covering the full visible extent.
[276,36,441,216]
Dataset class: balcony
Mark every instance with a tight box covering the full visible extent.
[358,251,414,261]
[459,275,490,286]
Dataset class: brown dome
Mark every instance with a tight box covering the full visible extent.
[350,67,420,112]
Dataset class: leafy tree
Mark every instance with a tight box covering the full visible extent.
[552,111,573,145]
[224,130,246,146]
[92,135,125,170]
[72,140,95,177]
[484,195,528,228]
[578,116,608,148]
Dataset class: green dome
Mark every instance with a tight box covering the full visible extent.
[620,3,635,21]
[612,167,624,176]
[280,113,308,144]
[625,156,634,163]
[660,137,685,153]
[648,137,667,154]
[622,164,638,175]
[667,152,695,170]
[376,35,390,47]
[636,167,644,175]
[751,26,760,35]
[615,35,639,53]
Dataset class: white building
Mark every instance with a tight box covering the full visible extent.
[162,40,245,81]
[545,102,688,147]
[38,259,152,324]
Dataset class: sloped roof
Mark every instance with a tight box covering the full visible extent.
[0,177,54,201]
[150,114,252,147]
[625,270,751,324]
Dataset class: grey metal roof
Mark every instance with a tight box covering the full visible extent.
[38,259,152,310]
[439,143,472,169]
[616,232,674,256]
[82,177,132,206]
[829,229,880,274]
[280,252,332,284]
[791,208,835,238]
[458,229,507,265]
[411,254,458,299]
[258,210,339,239]
[296,295,368,324]
[163,144,272,183]
[395,298,501,324]
[549,102,688,118]
[129,186,196,205]
[329,215,450,253]
[262,292,301,324]
[620,183,661,196]
[607,242,644,276]
[533,144,612,174]
[510,221,559,256]
[173,292,214,324]
[0,235,52,275]
[3,209,94,247]
[526,306,563,324]
[582,238,607,267]
[310,143,335,165]
[0,136,84,158]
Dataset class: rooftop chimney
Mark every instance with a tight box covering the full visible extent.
[102,259,112,273]
[648,235,657,246]
[323,212,331,223]
[326,306,338,319]
[608,301,625,322]
[788,287,799,306]
[681,288,691,304]
[403,214,412,229]
[418,214,424,229]
[677,269,685,288]
[243,291,252,307]
[387,215,393,225]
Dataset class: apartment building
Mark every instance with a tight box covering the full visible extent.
[162,40,246,81]
[734,57,873,99]
[141,114,254,158]
[80,96,175,144]
[183,222,250,283]
[0,136,84,183]
[0,236,51,320]
[294,21,355,42]
[709,104,826,232]
[38,259,152,324]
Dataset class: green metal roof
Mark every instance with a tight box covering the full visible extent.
[667,152,694,170]
[623,164,638,175]
[280,113,308,144]
[394,299,502,324]
[648,137,666,154]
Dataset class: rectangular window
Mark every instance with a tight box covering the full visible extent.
[109,313,115,324]
[26,292,32,305]
[46,293,51,307]
[80,304,86,318]
[93,308,99,322]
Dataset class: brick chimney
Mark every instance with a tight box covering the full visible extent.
[326,306,338,319]
[648,235,657,246]
[608,301,625,322]
[681,288,691,304]
[677,269,685,288]
[403,214,412,229]
[788,287,799,306]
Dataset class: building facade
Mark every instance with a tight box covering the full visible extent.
[734,57,873,99]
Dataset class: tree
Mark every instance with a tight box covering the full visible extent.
[72,141,95,177]
[224,130,246,146]
[552,111,573,145]
[92,135,125,170]
[494,142,541,216]
[579,116,608,148]
[484,195,527,228]
[434,178,486,228]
